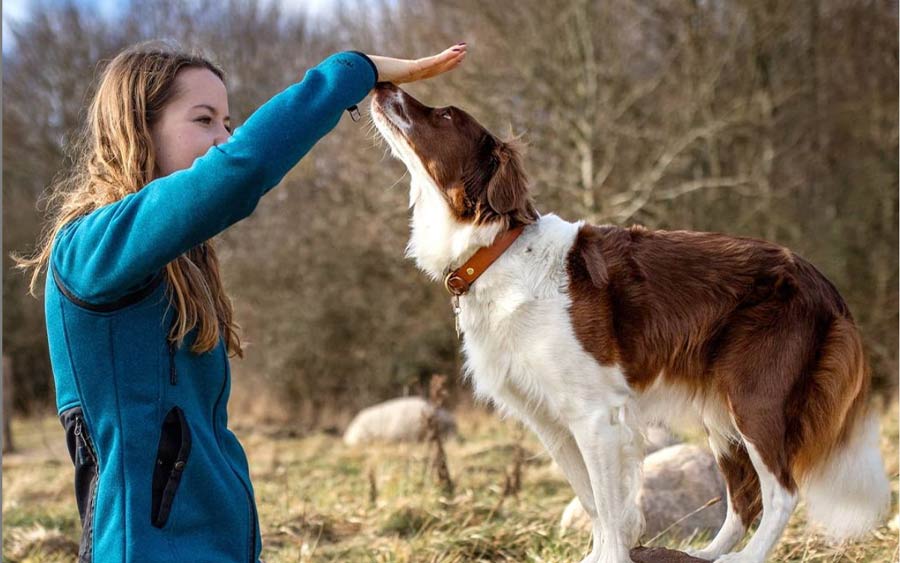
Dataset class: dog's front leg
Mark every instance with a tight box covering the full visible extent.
[538,429,604,563]
[569,407,641,563]
[492,383,603,563]
[528,420,598,516]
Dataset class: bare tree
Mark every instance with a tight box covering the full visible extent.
[4,0,896,424]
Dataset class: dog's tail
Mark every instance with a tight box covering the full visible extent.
[797,319,890,541]
[803,411,891,540]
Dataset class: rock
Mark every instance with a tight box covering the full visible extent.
[559,444,727,540]
[640,444,727,538]
[342,397,457,446]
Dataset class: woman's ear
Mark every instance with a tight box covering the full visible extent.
[486,142,529,215]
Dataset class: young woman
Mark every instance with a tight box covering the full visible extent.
[15,41,466,562]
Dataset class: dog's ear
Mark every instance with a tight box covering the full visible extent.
[486,141,529,215]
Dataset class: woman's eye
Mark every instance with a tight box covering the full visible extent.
[195,116,212,125]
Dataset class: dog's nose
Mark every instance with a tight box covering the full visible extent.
[373,82,403,108]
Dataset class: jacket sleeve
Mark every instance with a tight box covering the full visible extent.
[51,51,378,306]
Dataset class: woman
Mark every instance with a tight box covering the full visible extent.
[15,41,466,562]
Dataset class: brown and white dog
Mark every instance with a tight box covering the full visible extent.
[370,82,889,563]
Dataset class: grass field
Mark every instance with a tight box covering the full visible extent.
[3,402,898,562]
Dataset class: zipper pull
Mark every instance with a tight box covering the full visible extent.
[347,104,361,122]
[169,342,178,385]
[74,417,86,466]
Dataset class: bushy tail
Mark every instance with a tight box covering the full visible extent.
[803,411,891,540]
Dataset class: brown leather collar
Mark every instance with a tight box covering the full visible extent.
[443,225,526,296]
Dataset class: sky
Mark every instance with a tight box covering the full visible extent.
[2,0,339,53]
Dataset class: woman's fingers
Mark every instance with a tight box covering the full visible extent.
[405,55,464,82]
[427,46,467,75]
[433,49,466,74]
[397,44,467,83]
[430,44,468,67]
[367,44,468,84]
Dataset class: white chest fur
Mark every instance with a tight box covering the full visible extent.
[454,215,634,425]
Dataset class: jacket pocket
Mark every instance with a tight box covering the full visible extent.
[60,407,99,563]
[151,406,192,528]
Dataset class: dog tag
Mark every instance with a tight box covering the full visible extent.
[452,295,462,339]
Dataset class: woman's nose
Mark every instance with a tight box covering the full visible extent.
[214,125,231,147]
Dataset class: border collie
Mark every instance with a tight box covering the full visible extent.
[370,82,889,563]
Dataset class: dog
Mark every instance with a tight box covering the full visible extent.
[370,82,890,563]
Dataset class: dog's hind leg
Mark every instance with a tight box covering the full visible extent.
[715,436,798,563]
[689,432,760,560]
[705,297,820,561]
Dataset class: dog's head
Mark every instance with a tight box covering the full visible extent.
[370,83,537,227]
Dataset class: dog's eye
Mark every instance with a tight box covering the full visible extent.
[439,108,452,120]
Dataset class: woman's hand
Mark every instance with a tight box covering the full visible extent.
[367,43,467,84]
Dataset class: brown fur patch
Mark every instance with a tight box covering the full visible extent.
[566,224,870,491]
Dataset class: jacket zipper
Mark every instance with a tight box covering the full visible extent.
[74,415,98,466]
[74,414,99,562]
[212,345,256,563]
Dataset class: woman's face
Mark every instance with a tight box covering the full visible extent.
[150,67,231,178]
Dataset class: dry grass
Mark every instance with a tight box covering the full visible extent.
[3,403,898,562]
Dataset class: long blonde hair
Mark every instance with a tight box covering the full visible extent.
[13,41,243,357]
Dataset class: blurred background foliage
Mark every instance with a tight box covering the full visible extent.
[3,0,897,426]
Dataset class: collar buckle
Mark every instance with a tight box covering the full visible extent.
[443,271,469,296]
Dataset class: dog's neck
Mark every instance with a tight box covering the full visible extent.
[405,176,506,281]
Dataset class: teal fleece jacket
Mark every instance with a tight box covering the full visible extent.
[44,51,377,562]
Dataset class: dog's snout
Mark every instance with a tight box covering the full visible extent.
[374,82,404,104]
[373,82,401,108]
[371,82,431,139]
